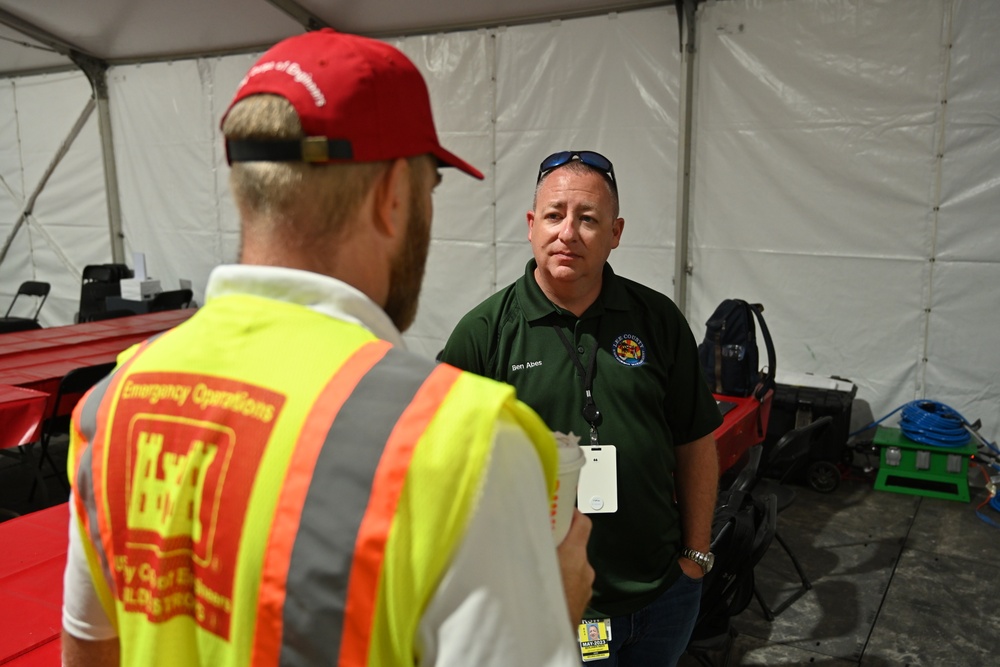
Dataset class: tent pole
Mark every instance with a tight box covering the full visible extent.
[0,12,127,267]
[673,0,698,315]
[0,98,96,269]
[73,55,126,265]
[0,12,127,266]
[266,0,329,31]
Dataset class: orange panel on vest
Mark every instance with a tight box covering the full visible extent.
[103,371,286,639]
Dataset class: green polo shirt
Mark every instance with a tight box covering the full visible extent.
[440,259,722,616]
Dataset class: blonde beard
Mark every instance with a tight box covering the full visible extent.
[383,181,431,332]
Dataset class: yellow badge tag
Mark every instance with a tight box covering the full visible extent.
[578,618,612,661]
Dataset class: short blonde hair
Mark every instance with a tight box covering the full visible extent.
[223,95,387,242]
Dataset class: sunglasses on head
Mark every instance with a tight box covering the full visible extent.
[536,150,618,194]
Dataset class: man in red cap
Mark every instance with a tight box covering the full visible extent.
[61,29,592,667]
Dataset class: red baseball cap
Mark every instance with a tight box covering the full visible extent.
[222,29,483,179]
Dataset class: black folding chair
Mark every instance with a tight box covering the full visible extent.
[86,308,136,322]
[686,444,777,666]
[29,362,117,500]
[77,263,133,322]
[749,416,833,620]
[0,318,42,334]
[2,280,50,323]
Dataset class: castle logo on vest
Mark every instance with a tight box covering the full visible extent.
[105,371,285,639]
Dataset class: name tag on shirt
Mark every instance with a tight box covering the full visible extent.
[577,445,617,513]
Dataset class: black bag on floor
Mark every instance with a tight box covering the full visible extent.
[698,299,776,400]
[687,484,776,657]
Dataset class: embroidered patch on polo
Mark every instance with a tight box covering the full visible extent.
[612,334,646,367]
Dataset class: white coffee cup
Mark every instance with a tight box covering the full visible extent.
[551,442,586,543]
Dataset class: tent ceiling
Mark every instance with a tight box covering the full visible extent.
[0,0,669,76]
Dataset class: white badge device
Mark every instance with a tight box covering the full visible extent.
[576,445,618,513]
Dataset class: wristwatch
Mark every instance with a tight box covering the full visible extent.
[681,547,715,575]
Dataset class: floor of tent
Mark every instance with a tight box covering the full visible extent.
[679,460,1000,667]
[2,438,997,666]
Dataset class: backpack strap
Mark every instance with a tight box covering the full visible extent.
[712,330,723,394]
[749,303,776,402]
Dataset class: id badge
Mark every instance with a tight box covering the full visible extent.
[576,445,617,513]
[578,618,612,661]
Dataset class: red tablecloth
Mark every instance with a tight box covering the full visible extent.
[0,640,59,666]
[0,386,49,451]
[0,309,194,413]
[0,503,69,666]
[713,390,773,474]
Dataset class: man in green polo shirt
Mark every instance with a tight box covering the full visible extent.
[439,150,723,666]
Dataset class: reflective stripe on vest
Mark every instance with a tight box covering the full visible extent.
[72,332,164,590]
[253,341,451,667]
[72,340,153,617]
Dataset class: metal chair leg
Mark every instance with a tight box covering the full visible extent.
[774,531,812,590]
[753,584,775,621]
[755,529,813,620]
[19,444,51,503]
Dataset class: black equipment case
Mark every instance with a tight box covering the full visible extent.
[763,373,857,493]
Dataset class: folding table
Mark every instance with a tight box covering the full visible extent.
[0,309,194,415]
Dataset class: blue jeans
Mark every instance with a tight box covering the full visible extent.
[585,573,702,667]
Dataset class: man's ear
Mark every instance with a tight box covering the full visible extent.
[526,210,535,242]
[610,217,625,249]
[372,158,409,238]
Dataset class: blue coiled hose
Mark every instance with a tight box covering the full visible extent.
[850,399,971,447]
[897,401,971,447]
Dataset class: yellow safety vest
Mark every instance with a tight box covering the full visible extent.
[69,292,557,666]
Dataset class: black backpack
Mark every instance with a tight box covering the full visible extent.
[698,299,776,400]
[688,485,777,649]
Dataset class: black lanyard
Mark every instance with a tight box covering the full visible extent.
[552,325,601,444]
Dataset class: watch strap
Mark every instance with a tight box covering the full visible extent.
[681,547,713,573]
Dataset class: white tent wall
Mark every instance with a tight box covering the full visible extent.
[104,7,683,358]
[0,70,113,325]
[108,55,257,301]
[492,15,682,294]
[387,30,498,358]
[689,0,1000,441]
[400,11,683,357]
[2,0,997,440]
[925,0,1000,437]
